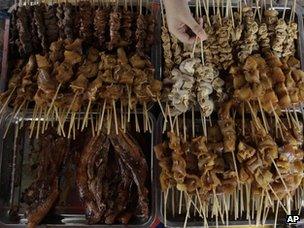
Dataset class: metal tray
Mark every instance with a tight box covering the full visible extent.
[0,111,157,227]
[154,111,304,227]
[0,1,162,113]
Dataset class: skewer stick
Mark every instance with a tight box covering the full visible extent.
[242,102,245,136]
[183,194,192,228]
[293,106,300,128]
[271,157,292,199]
[290,0,296,22]
[191,37,198,58]
[171,188,175,217]
[77,110,81,130]
[270,102,285,140]
[164,188,169,227]
[68,112,76,139]
[200,111,207,137]
[90,113,95,137]
[167,105,173,132]
[0,87,16,116]
[195,189,208,227]
[256,190,264,226]
[3,113,14,139]
[45,83,62,120]
[185,192,204,218]
[120,102,124,130]
[81,99,92,131]
[157,98,167,123]
[98,100,107,134]
[36,107,42,139]
[178,190,183,214]
[160,0,166,26]
[62,91,79,126]
[282,0,288,19]
[107,109,112,135]
[192,106,195,137]
[247,101,262,129]
[54,107,66,137]
[127,85,131,122]
[274,200,279,228]
[258,98,269,133]
[229,0,235,28]
[183,112,186,141]
[29,105,38,138]
[258,169,288,214]
[113,100,118,134]
[201,0,211,26]
[212,0,215,15]
[134,106,140,132]
[20,102,28,130]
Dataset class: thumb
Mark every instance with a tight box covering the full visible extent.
[184,16,207,41]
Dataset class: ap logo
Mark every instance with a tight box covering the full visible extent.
[286,215,300,224]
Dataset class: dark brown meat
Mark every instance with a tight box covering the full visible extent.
[9,9,20,58]
[108,11,121,50]
[34,4,48,52]
[76,132,108,224]
[145,14,155,50]
[44,5,59,45]
[56,3,65,39]
[135,14,147,52]
[22,130,69,228]
[63,2,75,40]
[29,6,41,53]
[27,179,59,228]
[109,129,149,220]
[121,9,133,44]
[94,7,108,49]
[79,1,94,44]
[17,6,33,56]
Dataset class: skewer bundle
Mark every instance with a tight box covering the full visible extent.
[158,0,303,227]
[1,1,160,138]
[155,108,304,226]
[0,39,162,138]
[8,1,156,57]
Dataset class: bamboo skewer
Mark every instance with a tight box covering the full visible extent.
[81,99,92,131]
[0,87,16,119]
[45,83,62,121]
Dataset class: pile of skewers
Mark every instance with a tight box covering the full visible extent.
[21,125,149,227]
[9,1,155,57]
[157,0,304,227]
[1,1,161,138]
[155,108,304,227]
[159,0,301,138]
[0,38,162,138]
[160,0,226,136]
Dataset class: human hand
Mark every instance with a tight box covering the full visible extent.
[163,0,207,44]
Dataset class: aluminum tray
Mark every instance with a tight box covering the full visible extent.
[0,1,162,113]
[154,111,304,227]
[0,111,157,227]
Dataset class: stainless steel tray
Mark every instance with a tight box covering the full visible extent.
[0,2,162,113]
[154,111,304,227]
[0,112,157,227]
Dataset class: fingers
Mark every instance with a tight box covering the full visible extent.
[170,30,196,44]
[184,16,208,41]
